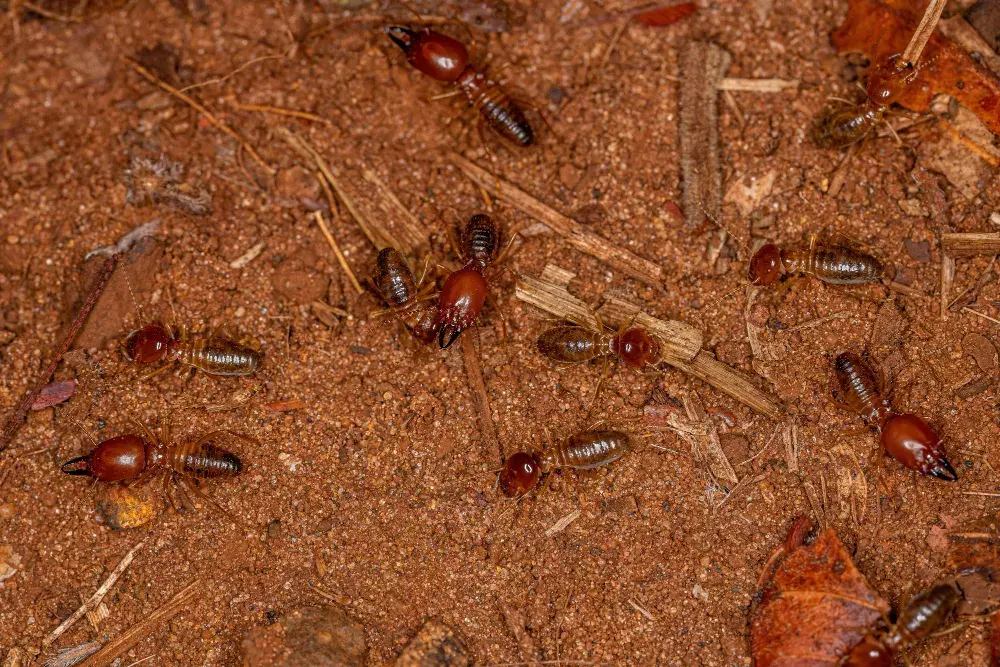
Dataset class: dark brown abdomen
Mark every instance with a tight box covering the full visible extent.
[809,245,882,284]
[834,353,890,425]
[555,429,630,469]
[169,442,242,478]
[537,327,606,363]
[183,340,262,376]
[458,67,534,147]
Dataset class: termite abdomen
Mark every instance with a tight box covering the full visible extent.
[385,26,469,82]
[461,213,501,269]
[456,70,534,147]
[181,339,263,377]
[799,245,882,284]
[888,583,958,647]
[61,434,148,482]
[550,429,630,470]
[499,451,541,497]
[373,247,418,308]
[812,105,882,149]
[834,352,891,426]
[536,326,606,363]
[170,442,242,478]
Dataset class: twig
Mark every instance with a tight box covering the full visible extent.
[43,539,146,649]
[228,241,266,269]
[362,169,430,252]
[902,0,947,65]
[78,580,200,667]
[678,41,730,228]
[627,599,656,621]
[449,153,665,288]
[313,211,364,294]
[942,233,1000,257]
[717,78,800,92]
[963,307,1000,326]
[598,19,629,72]
[0,253,119,452]
[233,103,331,124]
[960,491,1000,497]
[463,329,501,466]
[827,142,858,197]
[277,128,402,250]
[716,473,768,510]
[545,509,581,536]
[942,253,956,321]
[129,61,275,177]
[501,604,540,662]
[784,311,847,332]
[21,1,83,21]
[516,266,783,418]
[178,55,286,93]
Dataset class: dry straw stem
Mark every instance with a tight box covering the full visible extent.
[516,266,783,418]
[941,253,955,321]
[679,41,731,229]
[448,153,665,289]
[313,211,363,295]
[0,253,119,452]
[277,128,404,252]
[717,78,799,92]
[545,509,581,536]
[129,61,275,177]
[78,580,200,667]
[941,233,1000,257]
[462,329,501,465]
[902,0,947,65]
[233,102,331,124]
[43,538,146,649]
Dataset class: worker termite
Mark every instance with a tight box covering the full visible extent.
[61,422,249,517]
[832,352,957,481]
[537,324,661,369]
[748,239,883,286]
[499,429,630,497]
[841,583,959,666]
[813,53,919,148]
[435,213,512,348]
[368,247,438,344]
[385,26,534,147]
[122,323,263,377]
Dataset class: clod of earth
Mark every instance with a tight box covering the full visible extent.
[94,484,159,530]
[394,619,470,667]
[242,605,367,667]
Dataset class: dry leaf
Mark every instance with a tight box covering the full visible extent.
[833,0,1000,135]
[724,170,777,217]
[30,380,77,411]
[631,2,697,26]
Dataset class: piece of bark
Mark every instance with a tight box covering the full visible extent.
[679,41,731,228]
[942,232,1000,256]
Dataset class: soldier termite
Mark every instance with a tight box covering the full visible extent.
[61,421,251,520]
[831,352,957,481]
[499,428,631,497]
[368,247,438,344]
[435,213,514,348]
[385,26,535,147]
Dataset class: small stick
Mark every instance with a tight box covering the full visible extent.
[717,78,800,92]
[362,168,430,252]
[21,1,83,21]
[449,153,665,289]
[545,509,581,536]
[278,128,402,251]
[678,41,730,229]
[627,599,656,621]
[228,241,266,269]
[902,0,947,65]
[178,55,286,94]
[941,233,1000,257]
[963,307,1000,326]
[313,211,364,295]
[462,329,501,466]
[43,538,146,649]
[129,61,275,177]
[941,253,955,321]
[78,580,200,667]
[233,103,331,124]
[500,604,541,662]
[0,253,119,452]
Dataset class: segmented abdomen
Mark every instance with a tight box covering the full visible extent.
[169,442,242,477]
[807,245,882,284]
[555,430,630,469]
[462,214,500,267]
[459,68,533,147]
[181,340,262,376]
[834,353,891,425]
[537,327,607,363]
[373,248,417,308]
[812,104,881,148]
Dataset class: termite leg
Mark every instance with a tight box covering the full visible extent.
[585,354,611,421]
[181,475,245,529]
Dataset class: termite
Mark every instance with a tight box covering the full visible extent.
[499,429,630,497]
[368,247,437,344]
[832,352,957,481]
[435,213,512,348]
[537,324,661,369]
[813,53,918,149]
[123,323,263,377]
[841,583,958,666]
[748,240,883,286]
[61,423,247,515]
[385,26,534,146]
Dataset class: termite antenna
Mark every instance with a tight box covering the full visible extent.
[693,200,750,255]
[120,259,145,327]
[67,416,101,449]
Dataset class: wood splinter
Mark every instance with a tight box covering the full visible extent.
[516,265,784,419]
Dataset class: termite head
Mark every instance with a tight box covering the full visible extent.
[748,244,783,286]
[61,434,150,482]
[499,451,541,497]
[840,634,891,665]
[611,327,660,368]
[122,323,174,364]
[435,268,488,348]
[880,413,958,481]
[866,55,915,106]
[385,26,469,82]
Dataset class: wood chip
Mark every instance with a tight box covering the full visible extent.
[717,78,800,92]
[449,153,665,288]
[679,41,731,228]
[683,394,739,486]
[228,241,266,269]
[545,509,581,536]
[462,329,500,466]
[942,232,1000,256]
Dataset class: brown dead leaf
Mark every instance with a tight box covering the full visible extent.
[750,525,889,666]
[833,0,1000,135]
[30,380,77,410]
